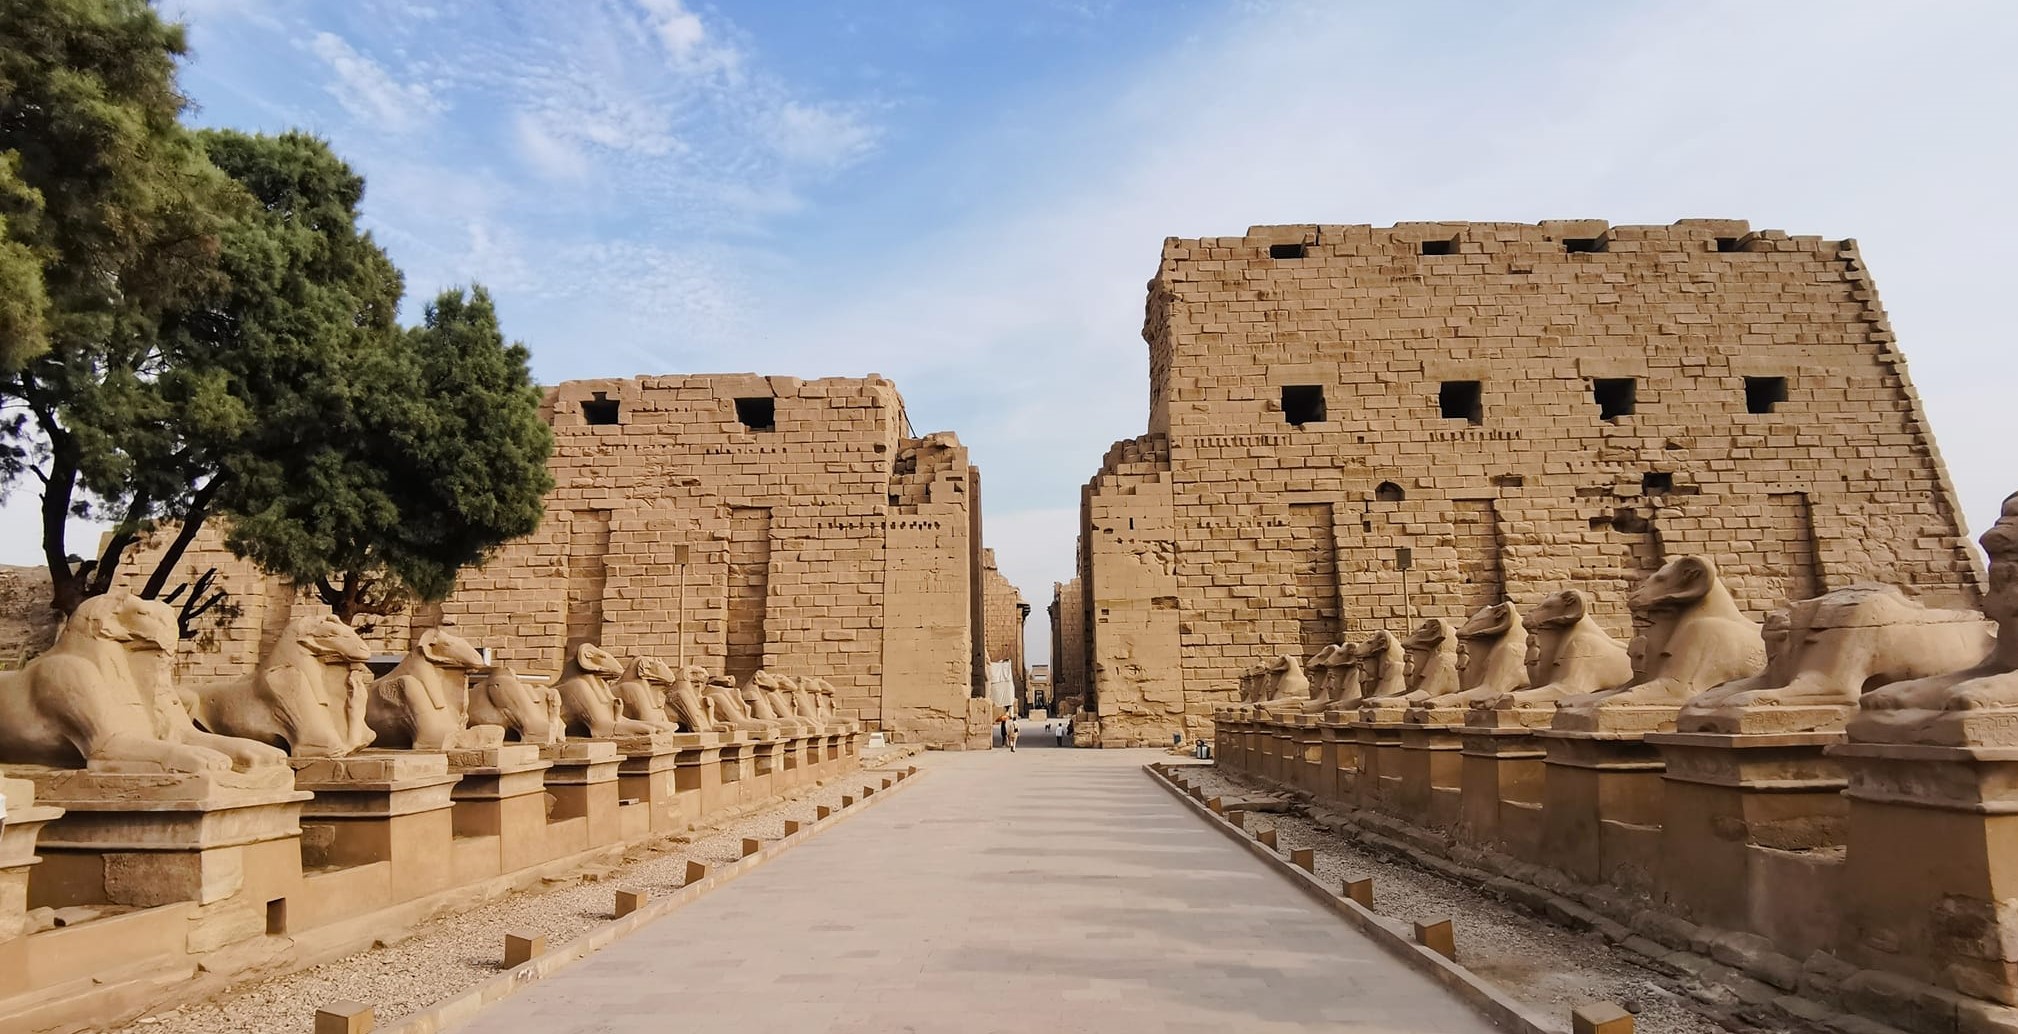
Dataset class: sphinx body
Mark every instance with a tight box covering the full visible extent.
[1485,590,1634,721]
[612,656,683,733]
[188,614,374,757]
[1400,619,1460,701]
[743,672,815,736]
[468,665,565,745]
[553,644,660,739]
[1422,603,1530,715]
[0,594,284,773]
[1848,491,2018,746]
[1356,631,1409,702]
[706,674,782,738]
[667,665,732,734]
[365,628,502,750]
[1299,644,1350,714]
[810,678,851,731]
[785,675,831,733]
[1675,584,1995,734]
[1257,654,1312,716]
[1555,556,1766,733]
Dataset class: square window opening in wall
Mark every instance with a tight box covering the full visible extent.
[1419,238,1455,256]
[1643,472,1674,495]
[1281,385,1325,426]
[1268,242,1306,259]
[1745,376,1788,414]
[1716,237,1744,253]
[734,396,775,431]
[1563,237,1605,254]
[1439,380,1483,424]
[1593,377,1637,420]
[581,393,620,426]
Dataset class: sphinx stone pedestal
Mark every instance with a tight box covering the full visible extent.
[1353,719,1408,813]
[538,741,622,855]
[12,765,310,912]
[1397,723,1464,830]
[673,733,732,821]
[292,752,458,903]
[713,736,759,813]
[611,731,691,836]
[1646,731,1846,957]
[1457,717,1549,860]
[1537,731,1666,893]
[1290,717,1325,794]
[1319,718,1356,804]
[1830,741,2018,1006]
[0,778,64,938]
[445,744,552,874]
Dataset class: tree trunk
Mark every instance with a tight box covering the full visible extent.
[141,480,221,599]
[41,434,84,617]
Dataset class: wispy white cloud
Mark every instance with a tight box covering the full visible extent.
[767,101,879,169]
[512,111,591,180]
[307,31,446,133]
[636,0,742,77]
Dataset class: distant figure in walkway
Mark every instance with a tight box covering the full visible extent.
[1000,710,1017,752]
[1054,722,1065,747]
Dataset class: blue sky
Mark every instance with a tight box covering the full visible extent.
[3,1,2015,665]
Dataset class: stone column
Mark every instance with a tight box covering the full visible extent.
[1536,731,1666,893]
[446,744,553,875]
[292,753,459,904]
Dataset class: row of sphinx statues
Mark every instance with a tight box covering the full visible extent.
[1228,489,2017,741]
[0,591,852,776]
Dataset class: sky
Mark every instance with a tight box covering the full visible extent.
[2,0,2014,667]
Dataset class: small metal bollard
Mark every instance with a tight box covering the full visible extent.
[841,794,855,807]
[613,888,647,918]
[1342,876,1373,908]
[1207,796,1224,813]
[741,837,762,858]
[817,805,832,819]
[684,860,708,884]
[1290,848,1315,872]
[784,819,802,835]
[314,1001,374,1034]
[1257,827,1278,849]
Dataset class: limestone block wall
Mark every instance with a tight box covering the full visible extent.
[1048,578,1086,711]
[1074,220,1981,745]
[121,373,987,745]
[1079,434,1185,747]
[980,549,1029,702]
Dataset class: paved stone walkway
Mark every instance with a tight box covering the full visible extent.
[451,739,1498,1033]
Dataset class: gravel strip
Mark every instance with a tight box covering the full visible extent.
[1176,764,1815,1034]
[119,752,923,1034]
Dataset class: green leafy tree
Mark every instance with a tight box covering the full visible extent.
[0,0,236,614]
[225,286,554,624]
[128,128,406,619]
